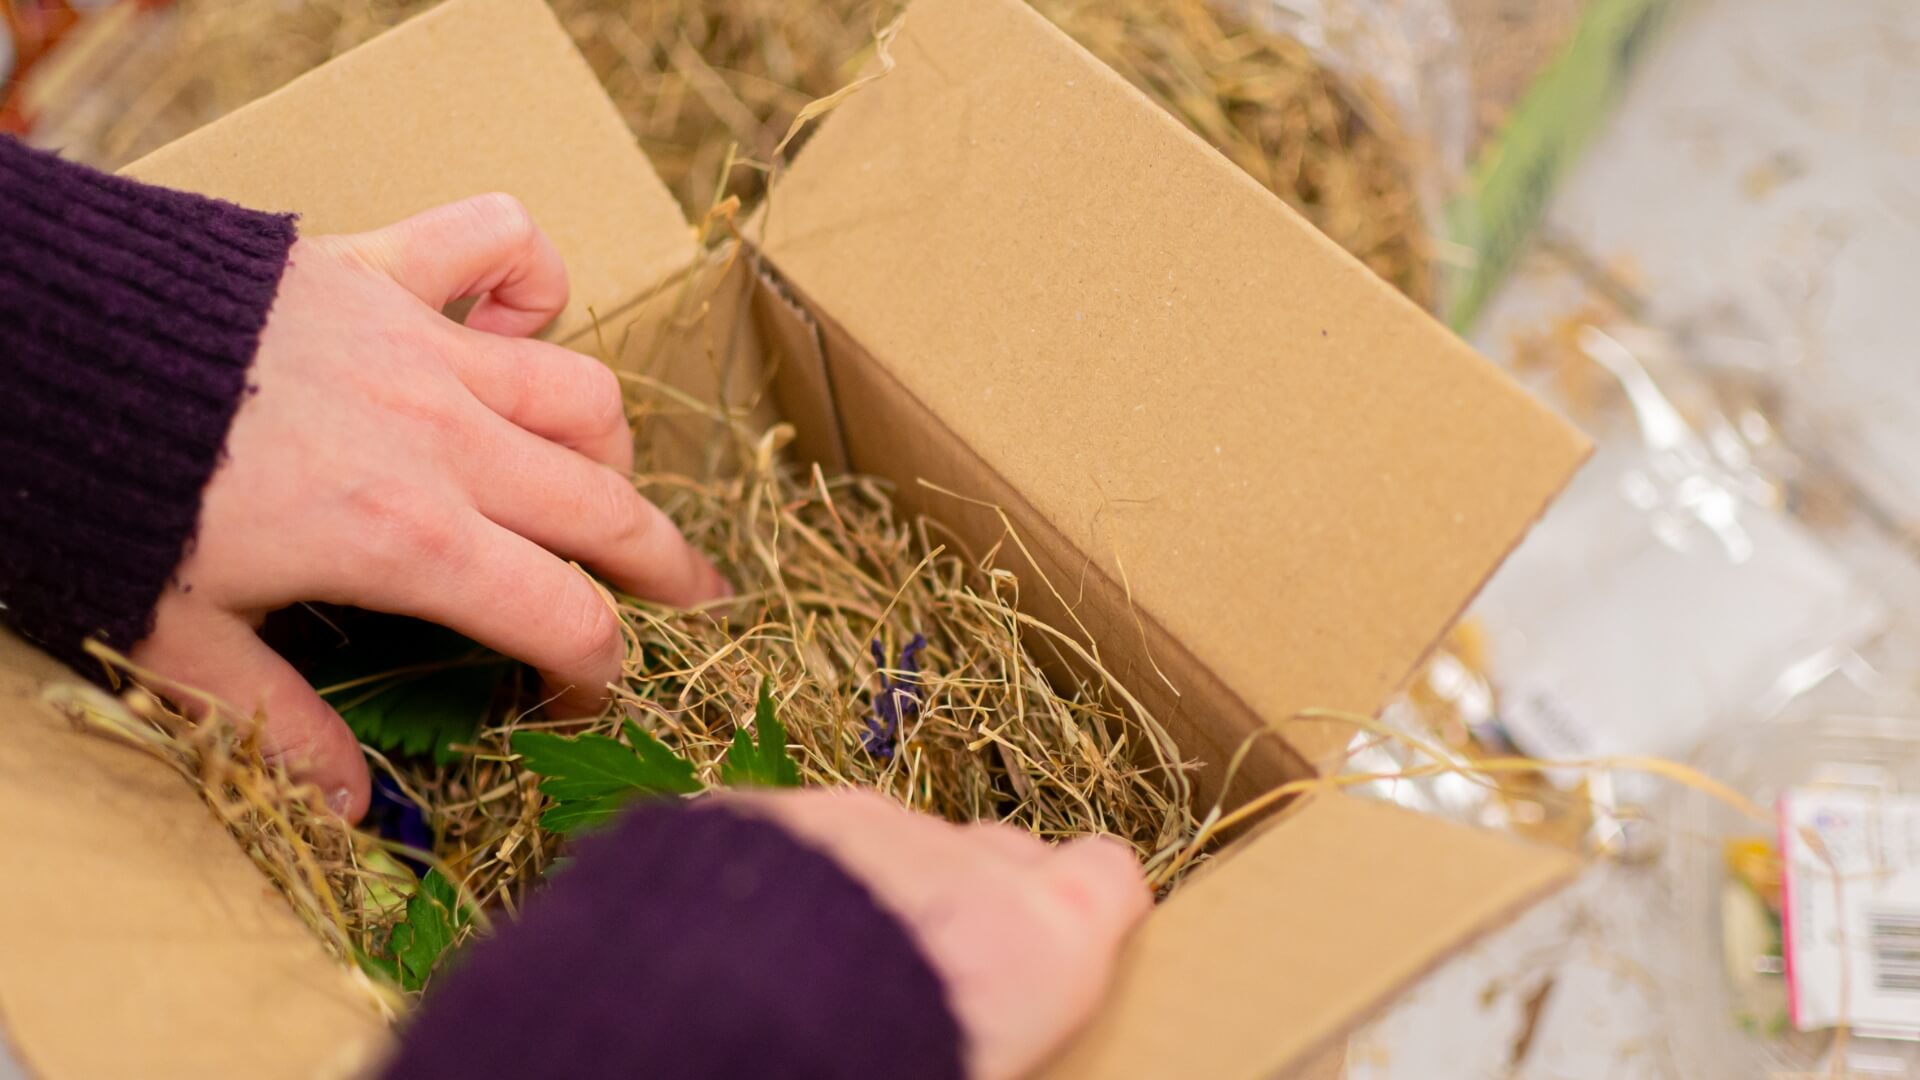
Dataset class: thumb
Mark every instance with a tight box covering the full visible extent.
[136,608,372,822]
[1043,836,1152,946]
[348,192,569,338]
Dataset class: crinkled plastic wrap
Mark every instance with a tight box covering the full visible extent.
[1218,0,1472,303]
[1350,322,1885,860]
[1226,0,1473,177]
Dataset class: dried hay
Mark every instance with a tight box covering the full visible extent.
[51,367,1210,998]
[38,0,1434,306]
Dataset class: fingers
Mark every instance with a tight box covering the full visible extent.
[465,418,732,608]
[351,193,569,337]
[135,607,372,822]
[1043,836,1152,942]
[359,509,626,714]
[446,330,634,471]
[968,821,1053,866]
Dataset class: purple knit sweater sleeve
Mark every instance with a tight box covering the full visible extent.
[383,800,966,1080]
[0,135,295,674]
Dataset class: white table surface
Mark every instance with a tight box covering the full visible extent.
[1355,0,1920,1077]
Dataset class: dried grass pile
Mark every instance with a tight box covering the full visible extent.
[52,377,1205,994]
[38,0,1434,306]
[378,393,1205,925]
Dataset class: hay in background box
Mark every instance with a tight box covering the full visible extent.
[34,0,1433,307]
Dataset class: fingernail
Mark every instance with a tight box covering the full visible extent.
[325,787,352,817]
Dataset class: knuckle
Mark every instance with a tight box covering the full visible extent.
[264,710,355,775]
[376,353,472,438]
[347,482,461,571]
[493,355,536,421]
[262,725,316,768]
[590,470,652,543]
[579,358,628,433]
[472,192,537,245]
[551,584,621,676]
[387,322,458,373]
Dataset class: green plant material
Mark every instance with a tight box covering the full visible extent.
[719,677,801,788]
[513,721,703,834]
[359,849,414,919]
[334,664,501,765]
[356,947,400,986]
[385,869,471,992]
[311,620,508,766]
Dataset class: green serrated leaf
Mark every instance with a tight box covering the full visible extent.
[719,677,801,788]
[386,869,470,992]
[537,794,634,835]
[512,723,701,836]
[512,727,702,802]
[309,619,507,766]
[355,947,400,985]
[622,720,707,794]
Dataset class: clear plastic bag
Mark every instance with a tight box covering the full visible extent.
[1353,322,1884,861]
[1225,0,1473,181]
[1215,0,1472,308]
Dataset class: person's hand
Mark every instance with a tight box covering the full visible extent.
[131,194,731,822]
[737,790,1151,1080]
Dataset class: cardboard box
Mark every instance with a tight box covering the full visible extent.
[0,0,1591,1075]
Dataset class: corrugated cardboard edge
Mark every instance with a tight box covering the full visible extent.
[1038,794,1581,1079]
[120,0,695,346]
[0,634,392,1079]
[748,259,851,474]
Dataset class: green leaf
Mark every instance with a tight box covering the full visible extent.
[355,947,400,986]
[719,677,801,788]
[512,723,701,835]
[386,869,470,992]
[309,620,508,766]
[536,794,634,835]
[512,726,702,801]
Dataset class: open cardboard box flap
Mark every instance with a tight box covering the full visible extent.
[0,0,1589,1076]
[756,0,1590,789]
[120,0,694,345]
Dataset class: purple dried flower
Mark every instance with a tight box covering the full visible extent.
[863,634,929,758]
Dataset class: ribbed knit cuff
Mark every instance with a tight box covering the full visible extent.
[383,800,966,1080]
[0,136,296,675]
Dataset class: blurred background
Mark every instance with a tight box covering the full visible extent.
[5,0,1918,1075]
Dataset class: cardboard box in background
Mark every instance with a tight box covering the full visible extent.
[0,0,1591,1075]
[1444,0,1680,330]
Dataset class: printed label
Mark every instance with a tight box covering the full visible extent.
[1781,788,1920,1036]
